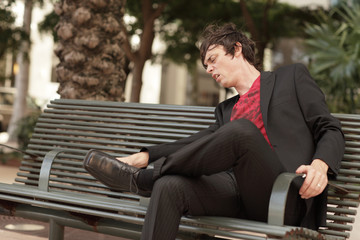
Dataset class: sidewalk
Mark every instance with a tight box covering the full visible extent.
[0,164,359,239]
[0,165,126,240]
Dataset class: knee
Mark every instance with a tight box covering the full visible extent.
[224,118,259,138]
[217,119,264,149]
[232,118,257,129]
[152,176,187,199]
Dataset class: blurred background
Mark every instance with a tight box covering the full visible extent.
[0,0,359,149]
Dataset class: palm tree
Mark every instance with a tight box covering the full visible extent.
[304,3,360,113]
[55,0,127,101]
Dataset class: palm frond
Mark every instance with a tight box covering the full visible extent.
[304,3,360,113]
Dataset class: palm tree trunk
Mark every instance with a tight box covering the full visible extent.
[55,0,127,101]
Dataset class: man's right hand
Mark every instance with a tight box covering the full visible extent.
[117,151,149,168]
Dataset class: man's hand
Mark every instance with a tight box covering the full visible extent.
[295,159,329,199]
[116,152,149,168]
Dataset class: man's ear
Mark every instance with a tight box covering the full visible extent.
[234,42,242,56]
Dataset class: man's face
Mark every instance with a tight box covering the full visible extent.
[203,45,240,88]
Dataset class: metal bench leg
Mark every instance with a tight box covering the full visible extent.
[49,219,64,240]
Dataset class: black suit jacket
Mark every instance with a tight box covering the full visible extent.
[146,63,345,229]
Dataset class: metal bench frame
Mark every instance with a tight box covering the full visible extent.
[0,98,359,240]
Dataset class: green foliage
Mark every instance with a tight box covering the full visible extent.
[37,0,59,41]
[0,1,28,60]
[1,0,48,60]
[38,10,59,41]
[15,99,42,150]
[0,150,21,164]
[265,4,319,38]
[158,0,240,69]
[16,113,40,150]
[304,2,360,113]
[156,0,320,69]
[15,112,40,150]
[40,0,321,70]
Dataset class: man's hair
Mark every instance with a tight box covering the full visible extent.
[200,23,259,69]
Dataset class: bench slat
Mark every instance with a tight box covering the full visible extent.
[31,134,170,146]
[49,99,216,112]
[36,119,200,134]
[44,109,216,125]
[326,214,355,223]
[45,105,216,118]
[35,123,192,138]
[32,133,175,146]
[40,113,213,128]
[26,144,141,154]
[328,199,359,208]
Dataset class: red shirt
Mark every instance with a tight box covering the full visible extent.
[230,75,271,145]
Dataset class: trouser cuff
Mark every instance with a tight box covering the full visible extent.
[153,156,167,180]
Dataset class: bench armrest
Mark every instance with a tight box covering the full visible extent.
[267,172,302,226]
[267,172,349,226]
[38,149,79,192]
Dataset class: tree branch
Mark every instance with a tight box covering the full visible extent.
[239,0,259,41]
[142,0,151,20]
[139,1,166,60]
[153,2,167,20]
[120,23,135,62]
[262,0,275,43]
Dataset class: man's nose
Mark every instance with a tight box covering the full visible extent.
[206,65,213,73]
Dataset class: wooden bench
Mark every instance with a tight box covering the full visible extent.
[0,98,359,240]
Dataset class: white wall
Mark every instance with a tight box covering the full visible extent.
[124,61,162,104]
[279,0,330,9]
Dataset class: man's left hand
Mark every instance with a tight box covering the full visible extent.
[295,159,329,199]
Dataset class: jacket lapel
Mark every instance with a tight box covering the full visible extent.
[260,71,275,130]
[224,95,239,123]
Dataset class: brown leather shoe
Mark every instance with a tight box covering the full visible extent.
[83,149,151,197]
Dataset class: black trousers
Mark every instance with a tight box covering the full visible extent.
[142,119,305,240]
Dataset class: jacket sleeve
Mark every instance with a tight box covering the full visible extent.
[294,63,345,175]
[143,106,223,163]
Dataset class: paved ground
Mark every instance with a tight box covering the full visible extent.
[0,165,126,240]
[0,164,359,240]
[0,215,122,240]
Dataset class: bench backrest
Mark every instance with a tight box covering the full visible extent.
[321,113,360,238]
[15,99,360,239]
[16,99,215,201]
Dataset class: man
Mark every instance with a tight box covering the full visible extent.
[84,23,345,240]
